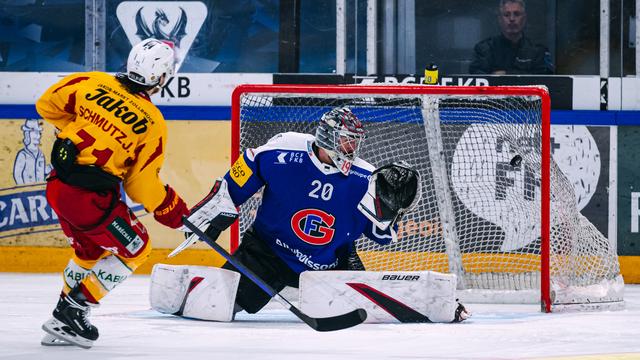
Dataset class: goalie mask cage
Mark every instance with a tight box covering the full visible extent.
[230,84,624,312]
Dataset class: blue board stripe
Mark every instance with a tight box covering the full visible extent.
[0,104,638,126]
[0,104,230,121]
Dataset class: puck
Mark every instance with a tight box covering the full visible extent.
[510,155,522,167]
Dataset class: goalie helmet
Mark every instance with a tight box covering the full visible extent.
[126,38,175,87]
[315,107,365,175]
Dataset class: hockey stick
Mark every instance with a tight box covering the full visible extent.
[168,236,198,258]
[181,217,367,332]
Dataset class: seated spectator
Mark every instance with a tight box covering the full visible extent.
[469,0,554,75]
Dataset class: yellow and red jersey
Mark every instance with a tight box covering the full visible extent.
[36,72,169,212]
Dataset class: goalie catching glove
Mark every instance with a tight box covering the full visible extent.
[171,178,238,257]
[358,161,421,233]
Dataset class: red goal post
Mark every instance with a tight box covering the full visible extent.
[230,84,623,312]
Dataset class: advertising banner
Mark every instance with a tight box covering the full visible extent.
[116,1,208,72]
[274,74,575,110]
[0,72,272,106]
[617,126,640,255]
[0,119,64,247]
[0,117,232,249]
[395,124,610,252]
[565,125,610,240]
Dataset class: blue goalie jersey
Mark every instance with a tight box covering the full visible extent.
[224,132,394,274]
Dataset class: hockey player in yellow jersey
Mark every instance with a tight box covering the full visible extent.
[37,38,189,349]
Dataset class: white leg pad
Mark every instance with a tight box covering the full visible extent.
[299,271,458,323]
[62,258,91,290]
[91,255,132,291]
[150,264,240,322]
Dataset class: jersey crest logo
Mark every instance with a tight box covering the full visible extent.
[291,209,335,245]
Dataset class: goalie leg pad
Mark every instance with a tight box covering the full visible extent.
[149,264,189,314]
[299,270,458,323]
[150,264,240,321]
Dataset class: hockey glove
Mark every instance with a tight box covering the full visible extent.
[357,161,421,231]
[171,178,238,257]
[154,185,189,229]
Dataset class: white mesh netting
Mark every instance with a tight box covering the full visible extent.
[233,86,623,310]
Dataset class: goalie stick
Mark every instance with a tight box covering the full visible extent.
[181,217,368,331]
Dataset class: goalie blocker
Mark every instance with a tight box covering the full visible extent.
[171,178,239,258]
[151,264,469,323]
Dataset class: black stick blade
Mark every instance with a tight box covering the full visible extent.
[290,307,367,332]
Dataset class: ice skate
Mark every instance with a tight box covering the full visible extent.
[40,333,72,346]
[41,288,99,349]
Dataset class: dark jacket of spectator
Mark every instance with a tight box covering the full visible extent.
[469,34,554,74]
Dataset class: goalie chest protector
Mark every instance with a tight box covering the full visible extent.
[225,132,393,273]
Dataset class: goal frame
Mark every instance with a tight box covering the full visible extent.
[230,84,553,312]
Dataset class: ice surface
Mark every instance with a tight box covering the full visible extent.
[2,273,640,360]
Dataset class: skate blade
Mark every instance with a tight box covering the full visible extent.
[41,318,93,349]
[41,333,73,346]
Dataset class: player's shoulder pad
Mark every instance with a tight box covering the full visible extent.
[52,72,98,90]
[89,71,109,78]
[85,71,117,85]
[246,132,312,161]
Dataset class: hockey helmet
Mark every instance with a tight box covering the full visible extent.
[126,38,175,87]
[315,107,365,175]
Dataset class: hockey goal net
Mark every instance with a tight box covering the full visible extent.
[230,84,624,312]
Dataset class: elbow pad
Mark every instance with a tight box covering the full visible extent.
[154,185,189,229]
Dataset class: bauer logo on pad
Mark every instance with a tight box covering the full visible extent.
[117,1,207,71]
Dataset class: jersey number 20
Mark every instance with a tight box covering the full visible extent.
[309,180,333,201]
